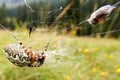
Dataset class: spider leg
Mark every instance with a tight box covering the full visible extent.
[29,26,32,38]
[28,63,34,67]
[43,42,49,52]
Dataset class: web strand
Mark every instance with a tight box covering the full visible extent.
[0,0,120,40]
[24,0,34,12]
[0,0,120,66]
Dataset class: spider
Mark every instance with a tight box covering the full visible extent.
[3,35,49,67]
[87,1,120,25]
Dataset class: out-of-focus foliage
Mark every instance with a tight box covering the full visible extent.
[1,31,120,80]
[0,0,120,38]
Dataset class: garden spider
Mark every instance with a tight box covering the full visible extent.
[3,35,49,67]
[87,1,120,25]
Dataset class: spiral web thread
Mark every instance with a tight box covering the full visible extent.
[0,0,120,66]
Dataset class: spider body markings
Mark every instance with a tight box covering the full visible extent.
[87,1,120,25]
[3,35,49,67]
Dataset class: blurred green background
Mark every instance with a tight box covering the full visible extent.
[0,0,120,80]
[0,0,120,38]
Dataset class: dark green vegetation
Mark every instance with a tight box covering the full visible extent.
[0,0,120,80]
[0,0,120,37]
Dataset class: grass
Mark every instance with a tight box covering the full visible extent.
[0,30,120,80]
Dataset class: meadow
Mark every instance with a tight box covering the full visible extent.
[0,30,120,80]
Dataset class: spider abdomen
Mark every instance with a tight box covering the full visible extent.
[3,39,49,67]
[3,44,31,67]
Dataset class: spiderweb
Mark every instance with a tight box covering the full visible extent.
[0,0,120,66]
